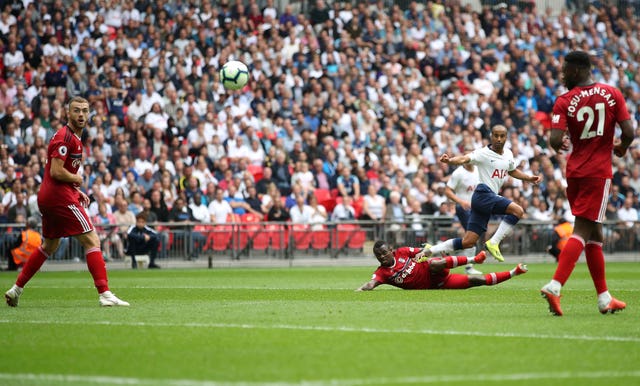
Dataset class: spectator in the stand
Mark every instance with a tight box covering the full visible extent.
[308,194,328,230]
[208,187,233,224]
[168,197,205,259]
[271,150,292,195]
[112,196,136,237]
[312,157,331,191]
[256,167,275,195]
[92,201,124,261]
[244,185,264,216]
[267,190,290,222]
[361,183,386,223]
[331,195,356,222]
[148,189,170,223]
[336,164,360,199]
[289,193,314,225]
[189,191,210,223]
[291,160,315,198]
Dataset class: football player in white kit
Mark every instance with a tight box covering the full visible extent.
[445,155,483,274]
[425,125,542,261]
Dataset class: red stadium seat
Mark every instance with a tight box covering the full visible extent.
[266,223,288,252]
[310,228,331,251]
[291,224,312,251]
[314,188,336,213]
[208,225,234,252]
[247,164,264,182]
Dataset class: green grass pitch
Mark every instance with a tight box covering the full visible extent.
[0,262,638,386]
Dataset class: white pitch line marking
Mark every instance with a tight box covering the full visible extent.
[0,370,639,386]
[0,319,637,343]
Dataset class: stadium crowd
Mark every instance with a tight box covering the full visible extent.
[1,0,640,258]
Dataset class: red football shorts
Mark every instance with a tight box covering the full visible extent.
[40,203,94,239]
[566,177,610,223]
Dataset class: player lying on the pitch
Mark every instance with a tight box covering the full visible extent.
[356,240,527,291]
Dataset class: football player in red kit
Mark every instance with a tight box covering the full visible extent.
[5,97,129,307]
[540,50,634,316]
[356,241,527,291]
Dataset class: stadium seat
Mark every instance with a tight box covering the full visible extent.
[266,223,288,254]
[333,224,365,253]
[314,188,336,213]
[247,164,264,182]
[310,228,331,252]
[291,224,312,251]
[208,224,234,252]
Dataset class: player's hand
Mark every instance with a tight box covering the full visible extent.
[613,140,627,157]
[460,200,471,211]
[439,154,451,164]
[559,135,571,152]
[78,191,90,208]
[530,174,543,185]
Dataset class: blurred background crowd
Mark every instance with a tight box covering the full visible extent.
[1,0,640,258]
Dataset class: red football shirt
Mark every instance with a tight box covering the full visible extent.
[38,125,84,207]
[372,247,447,290]
[551,83,630,178]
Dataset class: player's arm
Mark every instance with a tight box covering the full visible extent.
[440,153,470,165]
[49,158,83,185]
[445,186,469,209]
[549,129,570,153]
[613,120,635,157]
[356,279,382,291]
[508,168,542,185]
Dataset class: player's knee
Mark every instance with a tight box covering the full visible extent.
[510,204,525,219]
[461,235,479,249]
[468,276,485,287]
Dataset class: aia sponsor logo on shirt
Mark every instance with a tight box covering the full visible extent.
[491,169,509,178]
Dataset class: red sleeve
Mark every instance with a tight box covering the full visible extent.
[396,246,420,259]
[49,139,70,162]
[550,96,568,131]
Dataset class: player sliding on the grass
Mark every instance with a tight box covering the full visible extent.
[356,241,527,291]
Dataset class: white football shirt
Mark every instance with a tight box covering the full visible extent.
[447,165,479,202]
[467,146,516,194]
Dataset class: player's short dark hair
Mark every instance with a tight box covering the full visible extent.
[67,96,89,109]
[373,240,386,256]
[565,51,591,68]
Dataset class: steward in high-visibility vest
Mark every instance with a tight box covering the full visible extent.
[547,220,574,262]
[7,218,42,271]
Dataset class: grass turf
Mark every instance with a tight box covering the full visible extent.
[0,262,638,386]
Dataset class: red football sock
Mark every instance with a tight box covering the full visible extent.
[16,247,49,288]
[553,236,585,285]
[86,247,109,293]
[585,241,608,294]
[484,271,512,285]
[443,256,469,268]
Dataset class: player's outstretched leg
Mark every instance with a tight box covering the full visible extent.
[99,291,130,307]
[485,240,504,262]
[468,263,527,287]
[540,283,563,316]
[598,296,626,315]
[4,285,23,307]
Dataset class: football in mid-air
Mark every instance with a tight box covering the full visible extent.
[220,60,249,90]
